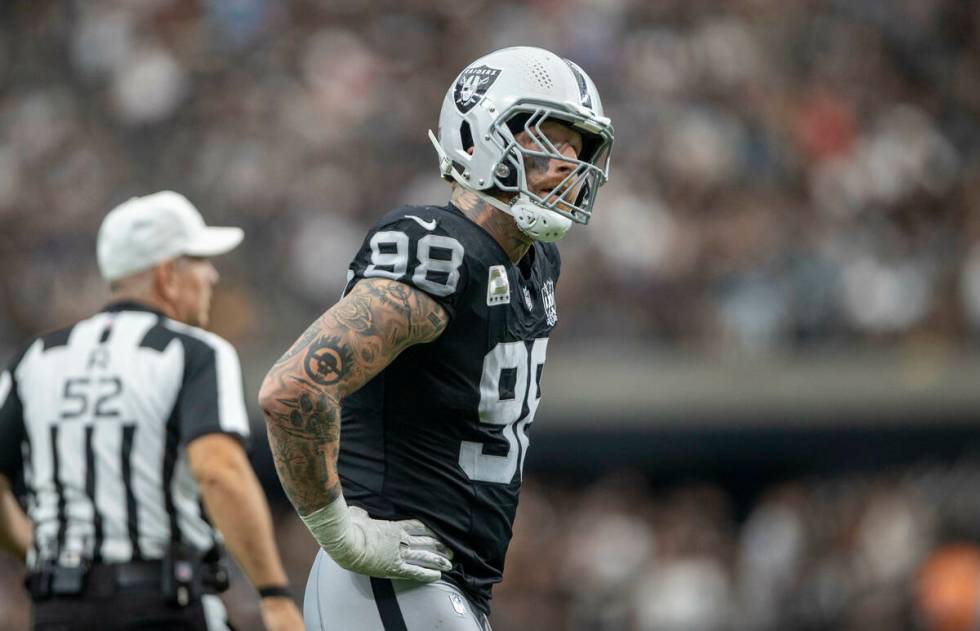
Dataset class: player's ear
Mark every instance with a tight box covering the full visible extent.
[153,259,180,304]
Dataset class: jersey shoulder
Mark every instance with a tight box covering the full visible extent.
[348,204,506,314]
[5,320,79,377]
[159,318,236,356]
[156,318,243,382]
[371,204,503,257]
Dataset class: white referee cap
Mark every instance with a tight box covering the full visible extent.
[97,191,244,281]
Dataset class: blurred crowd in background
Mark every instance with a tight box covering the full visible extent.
[3,1,980,630]
[1,0,980,360]
[493,464,980,631]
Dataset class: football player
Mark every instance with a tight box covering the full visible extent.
[259,46,614,630]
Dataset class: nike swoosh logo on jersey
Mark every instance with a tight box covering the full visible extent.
[406,215,437,231]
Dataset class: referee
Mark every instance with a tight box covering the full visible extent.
[0,191,303,630]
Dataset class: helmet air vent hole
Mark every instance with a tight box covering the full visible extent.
[529,61,553,89]
[460,121,473,151]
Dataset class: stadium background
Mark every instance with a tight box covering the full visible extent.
[2,0,980,629]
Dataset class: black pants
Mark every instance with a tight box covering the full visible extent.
[33,591,212,631]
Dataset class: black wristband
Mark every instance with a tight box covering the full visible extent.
[257,585,292,599]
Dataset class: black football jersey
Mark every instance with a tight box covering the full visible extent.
[337,203,560,613]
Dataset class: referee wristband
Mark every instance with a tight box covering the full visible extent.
[257,585,292,599]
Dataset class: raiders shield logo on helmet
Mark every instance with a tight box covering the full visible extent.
[453,65,501,113]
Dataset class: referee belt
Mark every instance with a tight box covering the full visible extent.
[26,559,227,600]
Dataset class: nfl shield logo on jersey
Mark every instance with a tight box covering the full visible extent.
[486,265,511,306]
[454,65,501,113]
[449,593,468,617]
[543,279,557,326]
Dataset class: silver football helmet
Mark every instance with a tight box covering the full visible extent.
[429,46,614,242]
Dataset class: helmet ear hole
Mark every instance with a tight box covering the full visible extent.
[460,121,473,151]
[495,154,520,188]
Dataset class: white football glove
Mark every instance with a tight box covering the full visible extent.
[301,495,453,582]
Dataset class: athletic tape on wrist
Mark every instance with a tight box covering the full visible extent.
[299,494,350,552]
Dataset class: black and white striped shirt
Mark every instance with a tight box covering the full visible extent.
[0,301,250,565]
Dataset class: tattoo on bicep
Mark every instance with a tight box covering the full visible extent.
[303,336,354,386]
[364,283,412,318]
[347,280,447,352]
[332,298,375,334]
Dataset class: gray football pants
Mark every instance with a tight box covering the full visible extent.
[304,549,492,631]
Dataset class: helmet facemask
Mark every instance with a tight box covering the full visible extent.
[487,103,613,226]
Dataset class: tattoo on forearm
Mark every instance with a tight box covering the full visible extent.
[260,278,448,517]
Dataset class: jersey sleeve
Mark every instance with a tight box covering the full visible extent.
[177,333,251,448]
[0,359,25,482]
[346,209,471,320]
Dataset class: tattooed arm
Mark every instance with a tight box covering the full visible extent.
[258,277,453,580]
[259,277,447,514]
